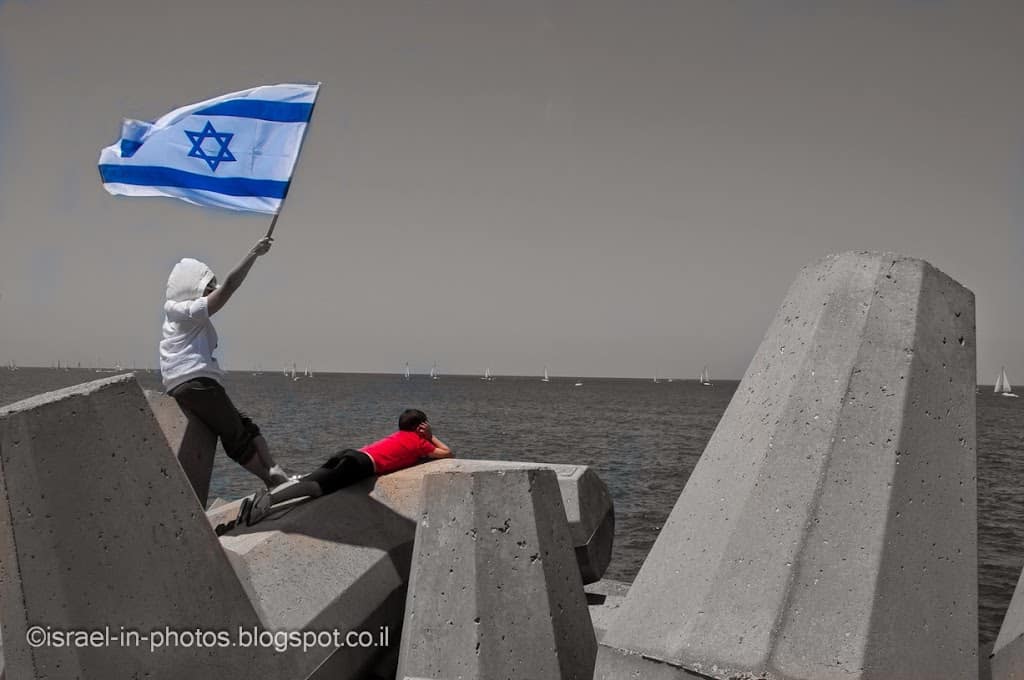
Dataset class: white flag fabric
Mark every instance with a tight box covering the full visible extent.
[98,83,319,214]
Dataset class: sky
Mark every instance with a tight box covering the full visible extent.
[0,1,1022,381]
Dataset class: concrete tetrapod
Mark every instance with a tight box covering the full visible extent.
[203,459,614,679]
[396,468,597,680]
[144,388,218,508]
[992,571,1024,678]
[365,457,614,584]
[596,252,978,680]
[0,374,296,679]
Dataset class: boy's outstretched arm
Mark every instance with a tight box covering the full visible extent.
[207,237,273,316]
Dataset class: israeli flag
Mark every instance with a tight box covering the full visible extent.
[98,83,319,215]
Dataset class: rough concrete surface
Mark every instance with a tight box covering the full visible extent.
[396,468,596,680]
[0,375,277,678]
[144,388,217,507]
[203,457,616,680]
[993,565,1024,680]
[596,252,978,680]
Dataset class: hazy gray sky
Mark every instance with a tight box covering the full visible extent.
[1,1,1022,380]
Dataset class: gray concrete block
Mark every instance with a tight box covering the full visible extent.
[993,565,1024,679]
[0,374,276,679]
[585,579,631,644]
[144,387,217,507]
[213,486,414,677]
[204,458,614,680]
[0,374,427,679]
[596,252,978,680]
[368,458,614,584]
[396,468,597,680]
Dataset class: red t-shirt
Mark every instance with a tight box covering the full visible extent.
[361,430,436,474]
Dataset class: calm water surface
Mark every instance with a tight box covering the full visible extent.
[1,367,1021,648]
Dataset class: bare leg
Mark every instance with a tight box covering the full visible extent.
[252,435,276,470]
[239,451,274,485]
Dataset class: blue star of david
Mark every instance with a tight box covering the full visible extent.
[184,121,236,172]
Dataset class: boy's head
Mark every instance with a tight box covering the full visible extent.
[398,409,428,432]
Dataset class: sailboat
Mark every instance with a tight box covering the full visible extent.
[291,363,300,381]
[305,366,313,378]
[482,368,494,382]
[700,366,713,386]
[542,366,550,382]
[404,362,411,381]
[430,362,439,380]
[995,366,1018,397]
[653,373,659,384]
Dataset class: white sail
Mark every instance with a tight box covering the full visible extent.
[995,368,1005,393]
[430,362,438,380]
[404,362,411,380]
[542,366,550,382]
[483,368,493,381]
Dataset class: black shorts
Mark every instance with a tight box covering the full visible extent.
[304,449,375,495]
[168,378,261,465]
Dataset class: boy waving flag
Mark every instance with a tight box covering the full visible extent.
[98,82,319,215]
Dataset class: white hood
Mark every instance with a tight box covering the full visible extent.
[165,258,215,302]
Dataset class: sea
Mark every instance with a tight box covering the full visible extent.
[1,367,1021,650]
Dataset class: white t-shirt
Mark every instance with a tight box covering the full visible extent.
[159,296,225,391]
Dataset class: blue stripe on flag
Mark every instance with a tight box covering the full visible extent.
[194,100,314,123]
[98,165,289,198]
[120,139,143,157]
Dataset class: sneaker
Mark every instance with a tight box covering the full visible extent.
[246,489,273,526]
[267,465,291,487]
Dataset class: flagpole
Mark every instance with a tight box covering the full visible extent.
[265,82,322,239]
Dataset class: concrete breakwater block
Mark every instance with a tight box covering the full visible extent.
[396,468,597,680]
[144,388,217,508]
[0,374,407,679]
[210,483,416,680]
[585,579,631,644]
[992,570,1024,678]
[0,375,273,678]
[203,459,614,680]
[369,458,614,584]
[596,252,977,679]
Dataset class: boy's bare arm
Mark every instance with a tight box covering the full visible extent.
[207,237,272,316]
[427,435,453,459]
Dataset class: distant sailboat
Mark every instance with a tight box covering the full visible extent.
[542,366,550,383]
[700,366,713,386]
[995,366,1018,397]
[291,363,300,381]
[404,362,411,381]
[482,368,494,381]
[305,366,312,378]
[574,379,583,387]
[653,373,659,384]
[430,362,439,380]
